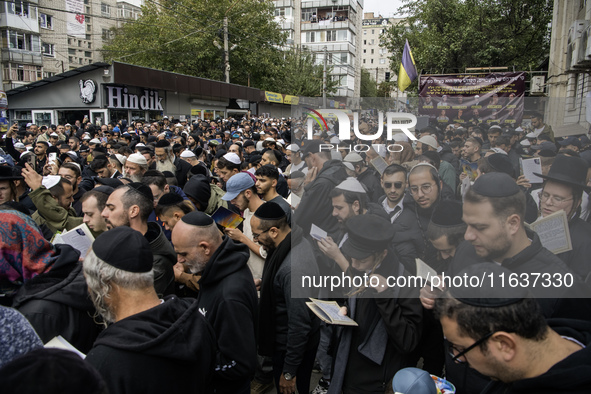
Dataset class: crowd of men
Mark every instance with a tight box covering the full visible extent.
[1,112,591,394]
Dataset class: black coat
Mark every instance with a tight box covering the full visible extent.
[197,236,258,393]
[357,168,384,203]
[174,156,192,188]
[86,296,216,394]
[558,217,591,281]
[450,234,591,320]
[391,200,441,274]
[145,222,176,297]
[330,255,423,394]
[12,245,101,353]
[482,319,591,394]
[293,159,348,236]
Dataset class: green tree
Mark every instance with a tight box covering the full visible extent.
[261,48,339,96]
[383,0,553,74]
[101,0,286,89]
[360,68,378,97]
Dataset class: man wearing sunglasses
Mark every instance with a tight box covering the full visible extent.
[379,164,408,223]
[434,263,591,394]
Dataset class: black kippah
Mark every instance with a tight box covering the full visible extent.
[128,182,154,201]
[254,201,286,220]
[431,200,463,227]
[158,192,184,206]
[190,164,208,177]
[450,263,529,306]
[94,185,114,195]
[93,227,153,272]
[471,172,519,197]
[162,171,175,178]
[144,169,165,178]
[155,140,170,148]
[181,210,214,226]
[486,153,514,178]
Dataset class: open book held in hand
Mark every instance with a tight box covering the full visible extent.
[526,210,573,254]
[306,298,358,326]
[51,223,94,258]
[416,258,444,291]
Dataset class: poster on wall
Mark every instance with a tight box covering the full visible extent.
[66,0,86,38]
[418,72,526,126]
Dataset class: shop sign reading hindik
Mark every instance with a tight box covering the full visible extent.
[106,86,164,111]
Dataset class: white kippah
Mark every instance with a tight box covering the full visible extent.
[343,152,363,163]
[180,150,196,158]
[223,152,241,165]
[335,177,366,193]
[127,153,148,166]
[42,175,61,189]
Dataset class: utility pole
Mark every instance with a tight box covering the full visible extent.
[322,46,327,108]
[223,16,230,83]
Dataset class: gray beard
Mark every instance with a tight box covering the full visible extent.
[125,172,143,183]
[156,158,177,174]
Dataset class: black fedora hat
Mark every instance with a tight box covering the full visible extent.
[534,154,591,193]
[342,214,395,260]
[0,165,23,181]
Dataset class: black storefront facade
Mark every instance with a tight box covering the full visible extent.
[6,62,283,128]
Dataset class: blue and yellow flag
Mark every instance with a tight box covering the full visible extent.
[398,39,418,92]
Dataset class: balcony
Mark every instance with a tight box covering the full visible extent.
[301,19,356,34]
[1,48,43,66]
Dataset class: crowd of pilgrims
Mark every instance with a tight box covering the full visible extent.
[1,112,591,394]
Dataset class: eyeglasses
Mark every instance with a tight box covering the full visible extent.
[252,228,271,239]
[383,182,404,189]
[538,191,573,205]
[410,183,435,195]
[448,332,494,363]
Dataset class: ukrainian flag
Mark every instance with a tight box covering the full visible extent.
[398,39,418,92]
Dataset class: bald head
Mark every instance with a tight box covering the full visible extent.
[171,219,222,274]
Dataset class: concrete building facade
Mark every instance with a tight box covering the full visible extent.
[38,0,119,77]
[274,0,363,98]
[0,0,43,92]
[546,0,591,136]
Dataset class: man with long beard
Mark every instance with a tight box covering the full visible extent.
[154,140,191,188]
[83,227,216,394]
[123,153,148,182]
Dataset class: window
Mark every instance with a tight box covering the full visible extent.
[43,71,56,78]
[371,49,374,54]
[274,7,285,17]
[337,30,347,41]
[101,3,110,16]
[363,49,366,53]
[363,39,366,45]
[78,40,82,47]
[371,59,374,64]
[363,59,366,64]
[86,23,91,32]
[371,29,374,34]
[370,39,375,45]
[84,51,92,57]
[9,31,26,50]
[305,31,316,43]
[79,58,83,64]
[9,1,29,17]
[88,42,92,49]
[39,13,53,29]
[102,29,111,40]
[68,48,76,55]
[86,34,91,40]
[326,30,336,42]
[340,53,348,65]
[301,8,316,22]
[69,56,74,63]
[380,58,386,64]
[364,30,367,35]
[42,42,54,57]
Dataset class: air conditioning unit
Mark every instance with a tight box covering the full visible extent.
[567,20,590,70]
[530,75,545,95]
